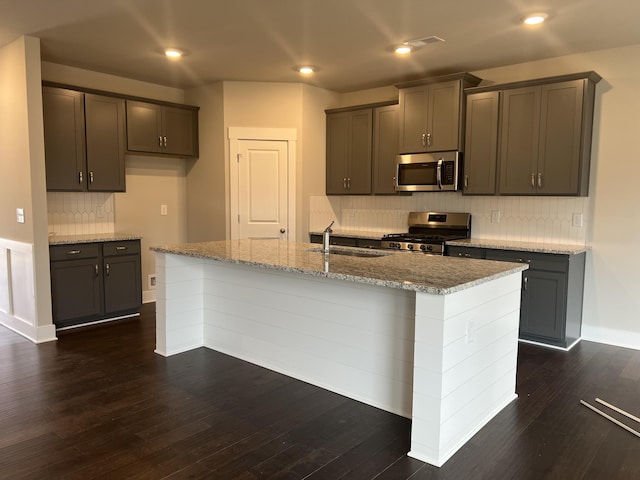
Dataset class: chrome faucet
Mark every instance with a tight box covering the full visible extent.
[323,221,334,254]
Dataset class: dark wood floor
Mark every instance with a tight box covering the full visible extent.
[2,304,640,479]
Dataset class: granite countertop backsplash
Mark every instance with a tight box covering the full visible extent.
[49,233,142,245]
[446,238,589,255]
[151,239,527,295]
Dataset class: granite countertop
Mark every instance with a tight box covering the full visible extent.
[151,239,527,295]
[309,229,392,240]
[49,233,142,245]
[446,238,589,255]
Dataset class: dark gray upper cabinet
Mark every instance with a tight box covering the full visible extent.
[126,101,198,157]
[465,71,601,196]
[43,87,86,191]
[463,91,500,195]
[326,108,373,195]
[372,104,399,194]
[326,101,399,196]
[397,73,482,154]
[43,87,126,192]
[85,94,126,192]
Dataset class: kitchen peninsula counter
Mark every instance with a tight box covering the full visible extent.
[152,239,526,468]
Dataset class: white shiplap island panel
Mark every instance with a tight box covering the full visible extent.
[152,240,526,467]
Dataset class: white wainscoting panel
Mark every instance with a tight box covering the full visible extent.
[409,273,521,467]
[202,261,416,417]
[0,238,57,343]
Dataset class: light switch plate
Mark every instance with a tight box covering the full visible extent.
[491,210,501,223]
[16,208,25,224]
[160,204,168,216]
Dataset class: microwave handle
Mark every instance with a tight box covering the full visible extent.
[436,158,443,190]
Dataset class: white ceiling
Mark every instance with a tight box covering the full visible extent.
[2,0,640,93]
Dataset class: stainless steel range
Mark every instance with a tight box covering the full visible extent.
[381,212,471,255]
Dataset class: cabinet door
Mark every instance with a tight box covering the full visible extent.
[126,101,163,153]
[85,94,126,192]
[372,105,399,194]
[538,80,584,195]
[162,106,196,156]
[463,91,500,195]
[50,258,103,323]
[427,80,461,152]
[398,85,429,153]
[348,109,373,194]
[326,112,351,194]
[447,246,486,259]
[520,270,567,342]
[43,87,86,191]
[498,86,541,195]
[103,255,142,314]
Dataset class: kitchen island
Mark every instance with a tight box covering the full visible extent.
[151,239,527,467]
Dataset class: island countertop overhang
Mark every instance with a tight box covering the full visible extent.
[151,239,528,295]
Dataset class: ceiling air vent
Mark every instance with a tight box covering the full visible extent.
[406,36,445,47]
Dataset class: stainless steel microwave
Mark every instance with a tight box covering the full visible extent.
[395,152,461,192]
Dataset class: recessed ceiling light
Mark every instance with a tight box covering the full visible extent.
[297,66,315,75]
[394,44,413,55]
[522,13,548,25]
[164,48,183,59]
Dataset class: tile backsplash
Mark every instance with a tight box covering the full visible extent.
[310,193,589,245]
[47,192,115,236]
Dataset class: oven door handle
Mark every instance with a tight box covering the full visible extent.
[436,158,443,190]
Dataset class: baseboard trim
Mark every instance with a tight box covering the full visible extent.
[518,337,581,352]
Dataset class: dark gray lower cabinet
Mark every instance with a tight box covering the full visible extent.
[50,240,141,328]
[447,245,585,348]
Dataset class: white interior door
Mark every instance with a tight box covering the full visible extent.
[237,140,289,240]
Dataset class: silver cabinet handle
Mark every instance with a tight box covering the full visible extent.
[67,249,81,255]
[421,133,427,147]
[95,264,99,277]
[458,252,472,258]
[78,171,83,184]
[464,174,469,189]
[343,178,347,189]
[426,133,432,147]
[436,158,443,190]
[392,176,396,188]
[115,246,127,251]
[537,173,543,188]
[163,136,168,148]
[105,263,110,277]
[531,173,536,189]
[514,258,531,263]
[523,275,528,291]
[159,136,163,148]
[89,171,94,184]
[347,177,351,189]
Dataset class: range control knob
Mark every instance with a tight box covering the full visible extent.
[407,244,414,250]
[419,244,427,252]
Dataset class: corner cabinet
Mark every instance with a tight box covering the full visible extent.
[447,245,586,348]
[326,101,398,195]
[43,87,126,192]
[396,73,481,154]
[126,101,199,157]
[463,71,601,196]
[50,240,142,329]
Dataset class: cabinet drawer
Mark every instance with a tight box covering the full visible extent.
[50,243,101,261]
[447,246,486,259]
[485,249,568,272]
[103,240,141,257]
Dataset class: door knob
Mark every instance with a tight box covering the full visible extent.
[280,228,286,233]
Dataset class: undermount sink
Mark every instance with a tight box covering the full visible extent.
[308,247,389,258]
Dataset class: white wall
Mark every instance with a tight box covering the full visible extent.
[0,36,55,342]
[41,62,189,303]
[320,43,640,349]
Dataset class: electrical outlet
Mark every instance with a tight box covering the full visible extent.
[572,213,583,228]
[466,319,475,344]
[491,210,501,223]
[16,208,25,224]
[148,274,156,289]
[160,204,168,216]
